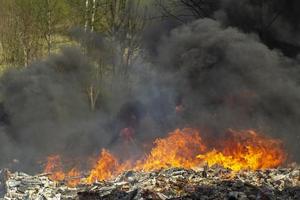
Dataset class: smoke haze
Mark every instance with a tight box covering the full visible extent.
[0,4,300,171]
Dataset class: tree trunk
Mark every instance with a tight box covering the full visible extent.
[87,85,99,111]
[91,0,96,32]
[46,0,52,55]
[84,0,90,31]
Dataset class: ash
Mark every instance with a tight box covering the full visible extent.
[1,166,299,200]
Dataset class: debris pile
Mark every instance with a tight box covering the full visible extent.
[3,171,79,200]
[78,166,300,200]
[2,166,300,200]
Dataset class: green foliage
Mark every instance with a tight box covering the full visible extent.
[0,0,72,66]
[0,0,148,111]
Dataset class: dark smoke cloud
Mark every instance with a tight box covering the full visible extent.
[162,0,300,56]
[151,18,300,161]
[0,31,176,172]
[1,12,300,172]
[0,48,116,172]
[216,0,300,56]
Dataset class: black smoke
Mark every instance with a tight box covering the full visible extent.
[0,48,114,171]
[158,0,300,57]
[1,4,300,172]
[216,0,300,57]
[149,18,300,161]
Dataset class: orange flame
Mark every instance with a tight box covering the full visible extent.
[135,128,206,171]
[44,128,287,186]
[197,129,286,171]
[44,155,65,181]
[85,128,286,181]
[44,155,81,187]
[65,168,81,187]
[86,149,132,183]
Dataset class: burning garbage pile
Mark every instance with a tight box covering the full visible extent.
[2,165,300,199]
[1,128,299,199]
[44,128,288,185]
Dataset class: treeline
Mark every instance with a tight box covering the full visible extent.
[0,0,147,68]
[0,0,150,112]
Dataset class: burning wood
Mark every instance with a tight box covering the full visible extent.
[44,155,81,187]
[43,128,287,186]
[2,128,293,199]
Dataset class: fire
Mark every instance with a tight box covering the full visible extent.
[85,128,285,182]
[197,130,286,171]
[44,155,81,187]
[86,149,132,183]
[43,128,287,186]
[65,168,81,187]
[44,155,65,182]
[85,128,206,182]
[135,128,206,171]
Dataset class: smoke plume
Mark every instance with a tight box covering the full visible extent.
[150,18,300,161]
[0,12,300,172]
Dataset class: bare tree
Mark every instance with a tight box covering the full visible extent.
[91,0,97,32]
[0,0,44,67]
[98,0,147,79]
[76,0,148,110]
[153,0,218,23]
[36,0,70,56]
[84,0,90,31]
